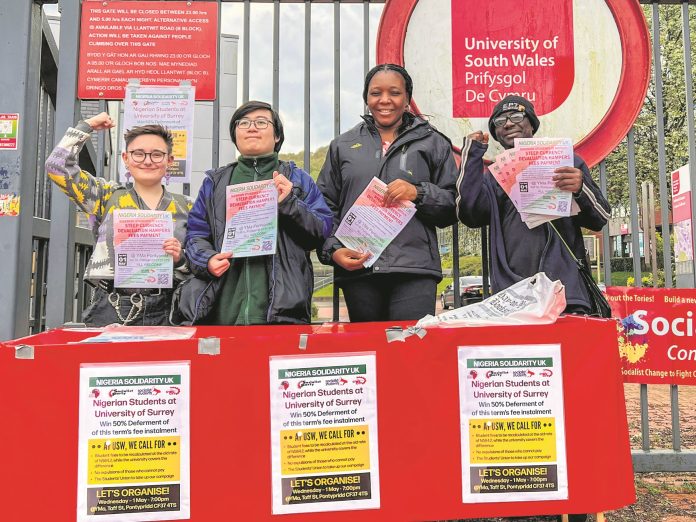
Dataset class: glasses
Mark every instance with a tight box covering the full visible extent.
[236,118,274,130]
[128,150,168,163]
[492,111,526,127]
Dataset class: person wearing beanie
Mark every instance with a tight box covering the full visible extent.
[456,94,610,317]
[457,99,610,522]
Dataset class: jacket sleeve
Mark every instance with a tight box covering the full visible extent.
[316,143,345,265]
[572,156,611,231]
[413,134,459,227]
[44,122,117,221]
[184,177,219,280]
[279,165,333,250]
[456,137,493,228]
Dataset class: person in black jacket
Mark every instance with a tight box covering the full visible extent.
[456,95,610,320]
[180,101,332,325]
[317,64,458,322]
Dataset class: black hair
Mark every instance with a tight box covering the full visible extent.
[362,63,414,105]
[124,125,174,154]
[229,100,285,152]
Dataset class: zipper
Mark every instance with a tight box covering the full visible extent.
[192,280,214,324]
[242,160,261,325]
[539,222,553,271]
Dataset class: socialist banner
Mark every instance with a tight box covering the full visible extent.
[608,286,696,385]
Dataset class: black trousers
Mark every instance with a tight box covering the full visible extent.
[340,273,438,322]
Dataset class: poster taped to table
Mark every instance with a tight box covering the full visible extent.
[77,361,190,521]
[458,344,568,503]
[269,352,380,514]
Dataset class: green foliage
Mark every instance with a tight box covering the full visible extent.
[279,145,330,181]
[600,6,696,210]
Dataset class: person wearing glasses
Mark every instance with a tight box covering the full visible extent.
[316,63,458,322]
[456,94,610,320]
[45,112,192,326]
[179,100,332,325]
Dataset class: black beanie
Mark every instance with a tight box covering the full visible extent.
[488,95,540,141]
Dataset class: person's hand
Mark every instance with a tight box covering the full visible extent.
[332,248,370,271]
[208,252,233,277]
[468,131,489,144]
[273,171,293,203]
[163,237,183,263]
[384,179,417,206]
[85,112,116,131]
[553,166,583,194]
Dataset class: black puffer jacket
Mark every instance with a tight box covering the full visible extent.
[317,114,458,282]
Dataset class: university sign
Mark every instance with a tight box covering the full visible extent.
[377,0,650,167]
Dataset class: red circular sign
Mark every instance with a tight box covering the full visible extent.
[376,0,650,167]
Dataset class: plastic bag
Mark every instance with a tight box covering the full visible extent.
[416,272,566,329]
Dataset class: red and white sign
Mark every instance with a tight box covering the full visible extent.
[377,0,650,167]
[671,165,692,223]
[451,0,574,118]
[608,286,696,385]
[78,1,218,100]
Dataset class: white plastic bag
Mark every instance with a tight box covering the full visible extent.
[416,272,566,329]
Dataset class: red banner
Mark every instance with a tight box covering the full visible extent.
[1,318,633,520]
[451,0,574,118]
[608,286,696,385]
[78,1,218,100]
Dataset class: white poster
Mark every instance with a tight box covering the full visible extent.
[77,362,191,521]
[120,84,195,183]
[113,210,173,289]
[269,353,380,514]
[220,179,278,257]
[335,177,416,268]
[457,345,568,503]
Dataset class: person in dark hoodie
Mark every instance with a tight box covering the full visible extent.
[181,100,332,325]
[317,63,458,322]
[456,96,610,522]
[456,95,610,318]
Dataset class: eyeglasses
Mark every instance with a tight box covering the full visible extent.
[492,111,526,127]
[128,150,168,163]
[236,118,274,130]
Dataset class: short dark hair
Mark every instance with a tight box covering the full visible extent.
[229,100,285,152]
[362,63,414,105]
[124,125,173,154]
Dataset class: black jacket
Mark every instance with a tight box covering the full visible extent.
[179,161,332,324]
[317,114,458,282]
[456,137,611,309]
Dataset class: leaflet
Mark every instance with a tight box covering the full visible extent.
[77,361,191,521]
[269,353,380,514]
[220,179,278,257]
[335,177,416,268]
[457,345,568,504]
[113,210,174,288]
[515,138,574,217]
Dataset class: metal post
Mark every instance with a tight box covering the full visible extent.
[331,0,341,321]
[599,161,612,286]
[243,0,251,104]
[303,0,311,173]
[273,0,280,111]
[0,1,43,340]
[46,0,82,328]
[682,1,696,286]
[453,224,461,308]
[652,3,673,288]
[627,130,642,286]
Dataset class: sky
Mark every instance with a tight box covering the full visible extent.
[44,2,384,153]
